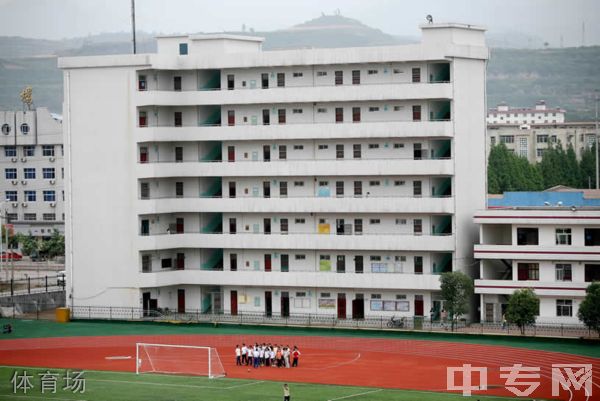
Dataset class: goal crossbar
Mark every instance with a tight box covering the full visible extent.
[136,342,225,378]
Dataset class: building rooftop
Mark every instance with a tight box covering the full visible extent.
[487,188,600,209]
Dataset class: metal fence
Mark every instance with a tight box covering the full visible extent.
[64,306,595,339]
[0,274,65,297]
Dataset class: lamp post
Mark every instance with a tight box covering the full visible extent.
[595,91,599,189]
[0,200,10,280]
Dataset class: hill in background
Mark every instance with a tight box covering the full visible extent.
[0,14,598,120]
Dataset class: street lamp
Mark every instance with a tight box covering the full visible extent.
[0,199,11,279]
[595,91,599,189]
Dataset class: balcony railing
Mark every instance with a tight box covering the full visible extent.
[138,155,452,164]
[137,118,452,128]
[140,266,443,275]
[139,194,453,200]
[139,230,451,237]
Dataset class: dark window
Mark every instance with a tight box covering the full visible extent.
[264,218,271,234]
[335,107,344,123]
[336,144,344,159]
[281,254,289,272]
[139,146,148,163]
[161,258,172,268]
[227,74,234,90]
[263,181,270,198]
[176,253,185,270]
[263,145,271,162]
[518,263,539,280]
[140,183,150,199]
[414,219,423,235]
[227,110,235,126]
[230,253,237,271]
[352,70,360,85]
[413,180,422,196]
[517,228,539,245]
[354,181,362,197]
[555,264,572,281]
[179,43,188,55]
[228,182,236,198]
[354,218,363,235]
[138,75,147,91]
[412,105,422,121]
[278,109,286,124]
[336,181,344,197]
[262,109,270,125]
[141,219,149,236]
[175,147,183,162]
[279,181,288,197]
[355,255,364,273]
[337,255,346,273]
[229,218,237,234]
[413,143,422,160]
[412,68,421,83]
[414,256,423,274]
[174,112,182,127]
[335,70,343,85]
[142,255,151,272]
[585,264,600,282]
[175,182,184,198]
[280,218,288,234]
[261,73,269,89]
[352,107,361,123]
[556,300,572,317]
[173,76,182,91]
[279,145,287,160]
[353,144,361,159]
[277,73,285,87]
[138,111,147,127]
[584,228,600,246]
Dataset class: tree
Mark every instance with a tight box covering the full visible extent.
[39,230,65,259]
[19,233,39,256]
[577,282,600,337]
[439,271,474,331]
[487,144,543,194]
[579,143,597,188]
[506,288,539,334]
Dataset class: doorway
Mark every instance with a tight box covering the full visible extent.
[352,294,364,320]
[265,291,272,317]
[230,290,238,316]
[281,291,290,317]
[264,254,272,272]
[263,145,271,161]
[227,146,235,162]
[414,295,424,316]
[177,289,185,313]
[337,293,346,319]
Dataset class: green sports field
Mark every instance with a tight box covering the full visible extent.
[0,366,522,401]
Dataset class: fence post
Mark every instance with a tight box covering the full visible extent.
[36,303,39,320]
[27,277,31,294]
[561,324,564,337]
[45,276,48,292]
[10,279,13,296]
[131,307,134,320]
[109,307,112,320]
[88,306,91,319]
[308,314,311,327]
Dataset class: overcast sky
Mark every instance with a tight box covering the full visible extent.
[0,0,598,47]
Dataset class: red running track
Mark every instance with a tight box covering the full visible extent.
[0,334,598,400]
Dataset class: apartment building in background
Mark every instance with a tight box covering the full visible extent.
[0,108,65,238]
[487,100,565,125]
[475,189,600,324]
[59,23,488,320]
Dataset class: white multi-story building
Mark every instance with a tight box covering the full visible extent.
[487,100,565,125]
[0,108,65,238]
[474,194,600,324]
[59,23,488,320]
[487,121,597,162]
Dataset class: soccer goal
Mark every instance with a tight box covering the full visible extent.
[136,343,226,378]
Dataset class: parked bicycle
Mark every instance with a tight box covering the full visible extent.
[386,316,405,328]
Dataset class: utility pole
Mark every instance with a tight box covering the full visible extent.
[131,0,137,54]
[596,91,599,189]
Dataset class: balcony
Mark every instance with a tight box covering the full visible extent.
[137,232,455,252]
[136,158,454,179]
[137,195,454,215]
[474,279,587,297]
[135,81,453,107]
[136,120,454,143]
[474,244,600,262]
[137,269,443,291]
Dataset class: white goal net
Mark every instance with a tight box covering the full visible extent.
[136,343,226,378]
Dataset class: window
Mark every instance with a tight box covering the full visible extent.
[518,137,528,157]
[24,190,36,202]
[292,108,303,114]
[20,123,29,134]
[5,191,17,202]
[43,190,56,202]
[412,105,421,121]
[1,124,10,135]
[537,135,548,143]
[279,145,287,160]
[23,213,36,221]
[174,111,182,127]
[413,219,423,234]
[43,213,56,221]
[352,107,361,123]
[317,108,327,113]
[555,228,572,245]
[292,72,303,78]
[393,68,402,74]
[23,168,35,179]
[277,73,285,87]
[414,256,423,274]
[141,255,152,272]
[517,263,539,281]
[395,218,407,225]
[353,144,361,159]
[368,107,380,112]
[354,218,363,234]
[279,181,287,197]
[179,43,188,55]
[278,109,286,124]
[175,182,184,198]
[555,264,572,281]
[317,71,327,77]
[354,181,362,196]
[490,137,496,146]
[335,70,343,85]
[23,146,35,157]
[371,293,382,299]
[280,218,288,234]
[352,70,360,85]
[369,180,380,186]
[5,169,16,180]
[227,75,234,90]
[411,68,421,83]
[393,105,402,111]
[556,300,572,317]
[368,144,379,149]
[318,144,328,150]
[335,107,343,123]
[393,143,404,149]
[140,183,149,199]
[294,218,305,224]
[293,181,304,187]
[394,180,405,186]
[336,181,344,196]
[585,264,600,282]
[413,180,422,196]
[584,228,600,246]
[500,135,514,144]
[42,145,55,157]
[293,145,304,150]
[6,213,17,222]
[517,227,539,245]
[4,146,16,157]
[369,218,380,224]
[295,254,306,260]
[138,111,147,127]
[536,149,545,157]
[336,144,344,159]
[42,168,55,179]
[367,69,378,75]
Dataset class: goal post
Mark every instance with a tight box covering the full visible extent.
[136,343,225,378]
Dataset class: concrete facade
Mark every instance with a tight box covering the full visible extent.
[0,108,65,238]
[59,23,488,321]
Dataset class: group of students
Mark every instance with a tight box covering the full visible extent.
[235,343,301,369]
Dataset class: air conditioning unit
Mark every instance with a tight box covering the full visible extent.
[11,202,18,208]
[11,180,18,185]
[49,179,56,185]
[50,202,56,208]
[10,157,17,163]
[21,180,27,185]
[21,202,28,208]
[49,157,55,162]
[20,157,27,162]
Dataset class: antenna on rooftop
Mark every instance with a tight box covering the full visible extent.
[131,0,137,54]
[426,15,433,24]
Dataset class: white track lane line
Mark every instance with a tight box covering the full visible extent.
[327,388,382,401]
